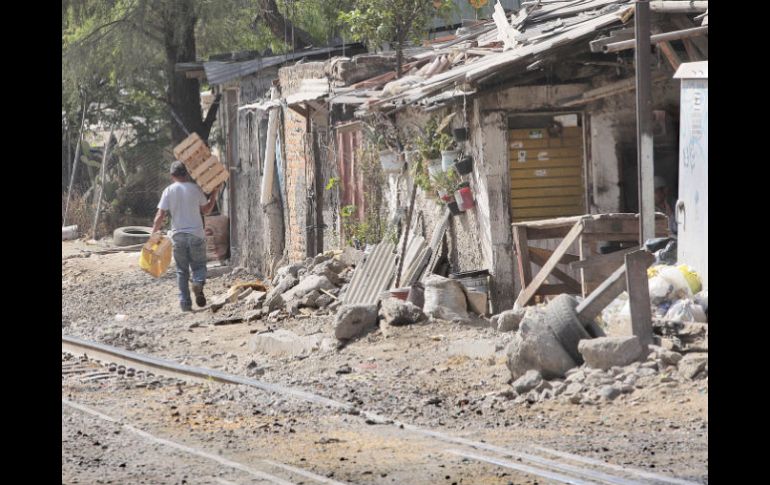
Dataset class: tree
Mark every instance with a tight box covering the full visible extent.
[339,0,454,77]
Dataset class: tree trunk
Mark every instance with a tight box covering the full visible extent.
[163,1,205,145]
[256,0,315,50]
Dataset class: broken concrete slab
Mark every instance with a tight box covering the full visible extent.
[505,309,578,380]
[465,289,488,316]
[578,336,644,371]
[334,304,378,340]
[243,291,266,308]
[493,308,526,332]
[282,275,337,303]
[512,370,543,394]
[249,329,324,357]
[379,298,426,326]
[265,274,299,302]
[448,338,497,360]
[272,263,304,285]
[677,352,708,380]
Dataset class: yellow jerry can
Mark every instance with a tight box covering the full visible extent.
[139,235,173,278]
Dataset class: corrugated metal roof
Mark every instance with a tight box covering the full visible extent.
[342,242,397,305]
[204,44,364,85]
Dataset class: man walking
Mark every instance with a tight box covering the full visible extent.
[152,161,220,312]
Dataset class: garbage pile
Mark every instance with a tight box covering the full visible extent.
[602,264,707,327]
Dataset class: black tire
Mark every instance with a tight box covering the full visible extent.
[113,226,154,247]
[544,294,591,365]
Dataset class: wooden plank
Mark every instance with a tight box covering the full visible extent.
[510,147,582,159]
[515,220,584,307]
[509,137,583,149]
[510,186,584,198]
[196,163,225,188]
[583,216,668,235]
[682,39,703,61]
[512,225,533,293]
[512,206,585,220]
[570,246,639,270]
[179,138,209,162]
[625,250,655,348]
[575,263,627,323]
[510,166,583,179]
[510,176,584,189]
[658,41,682,71]
[173,133,202,159]
[508,126,581,139]
[581,230,668,242]
[509,157,583,169]
[528,248,582,294]
[528,246,580,264]
[511,195,584,209]
[189,157,217,179]
[201,168,230,193]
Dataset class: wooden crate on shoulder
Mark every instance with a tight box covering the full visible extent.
[173,133,229,193]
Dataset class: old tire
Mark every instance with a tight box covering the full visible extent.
[544,294,591,365]
[113,226,154,247]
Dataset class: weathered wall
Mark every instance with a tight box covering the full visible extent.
[278,62,327,262]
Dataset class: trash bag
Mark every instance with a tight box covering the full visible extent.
[648,265,700,298]
[139,236,172,278]
[655,239,677,265]
[423,274,468,321]
[648,275,674,305]
[664,299,707,323]
[644,237,675,253]
[694,290,708,315]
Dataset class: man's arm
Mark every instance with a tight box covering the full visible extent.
[151,209,167,233]
[200,185,220,215]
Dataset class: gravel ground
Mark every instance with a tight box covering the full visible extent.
[62,241,708,483]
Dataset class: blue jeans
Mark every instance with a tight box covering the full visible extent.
[172,232,207,309]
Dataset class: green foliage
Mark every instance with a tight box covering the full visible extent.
[435,131,455,152]
[430,167,459,194]
[339,0,453,50]
[326,177,340,190]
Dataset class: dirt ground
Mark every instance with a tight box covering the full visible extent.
[61,241,708,484]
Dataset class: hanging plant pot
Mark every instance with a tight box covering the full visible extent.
[447,201,462,215]
[441,150,459,171]
[453,127,468,142]
[454,155,473,175]
[455,186,475,210]
[379,149,402,174]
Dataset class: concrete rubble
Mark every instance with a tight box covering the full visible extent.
[578,336,644,370]
[379,298,426,326]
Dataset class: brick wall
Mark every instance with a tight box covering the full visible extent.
[278,62,327,262]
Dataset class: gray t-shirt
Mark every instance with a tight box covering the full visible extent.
[158,182,208,239]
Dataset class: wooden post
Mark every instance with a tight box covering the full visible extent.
[395,181,417,288]
[624,249,655,348]
[91,127,115,240]
[512,225,532,293]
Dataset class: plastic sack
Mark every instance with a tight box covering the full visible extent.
[139,236,172,278]
[676,264,702,294]
[648,265,696,299]
[648,275,674,304]
[664,299,707,323]
[694,290,708,315]
[423,274,468,321]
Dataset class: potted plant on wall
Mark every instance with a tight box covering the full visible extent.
[454,154,473,175]
[365,123,402,174]
[437,131,458,172]
[454,180,475,210]
[431,168,462,214]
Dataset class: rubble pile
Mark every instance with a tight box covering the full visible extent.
[504,344,708,406]
[209,248,363,322]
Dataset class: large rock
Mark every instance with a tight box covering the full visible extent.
[506,310,578,380]
[578,336,644,370]
[677,352,708,380]
[493,308,526,332]
[282,275,337,303]
[249,329,324,357]
[338,246,364,267]
[265,274,299,303]
[512,370,543,394]
[423,275,468,321]
[311,259,346,286]
[335,304,378,340]
[379,298,426,326]
[271,264,303,286]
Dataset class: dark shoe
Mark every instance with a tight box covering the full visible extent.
[192,283,206,307]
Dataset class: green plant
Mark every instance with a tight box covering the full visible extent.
[325,177,340,190]
[431,167,459,195]
[340,204,356,218]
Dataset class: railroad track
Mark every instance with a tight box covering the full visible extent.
[62,335,704,485]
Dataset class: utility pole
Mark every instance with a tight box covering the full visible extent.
[635,0,655,243]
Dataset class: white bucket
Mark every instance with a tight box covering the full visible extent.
[62,225,78,241]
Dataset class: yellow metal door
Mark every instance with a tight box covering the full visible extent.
[509,126,586,221]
